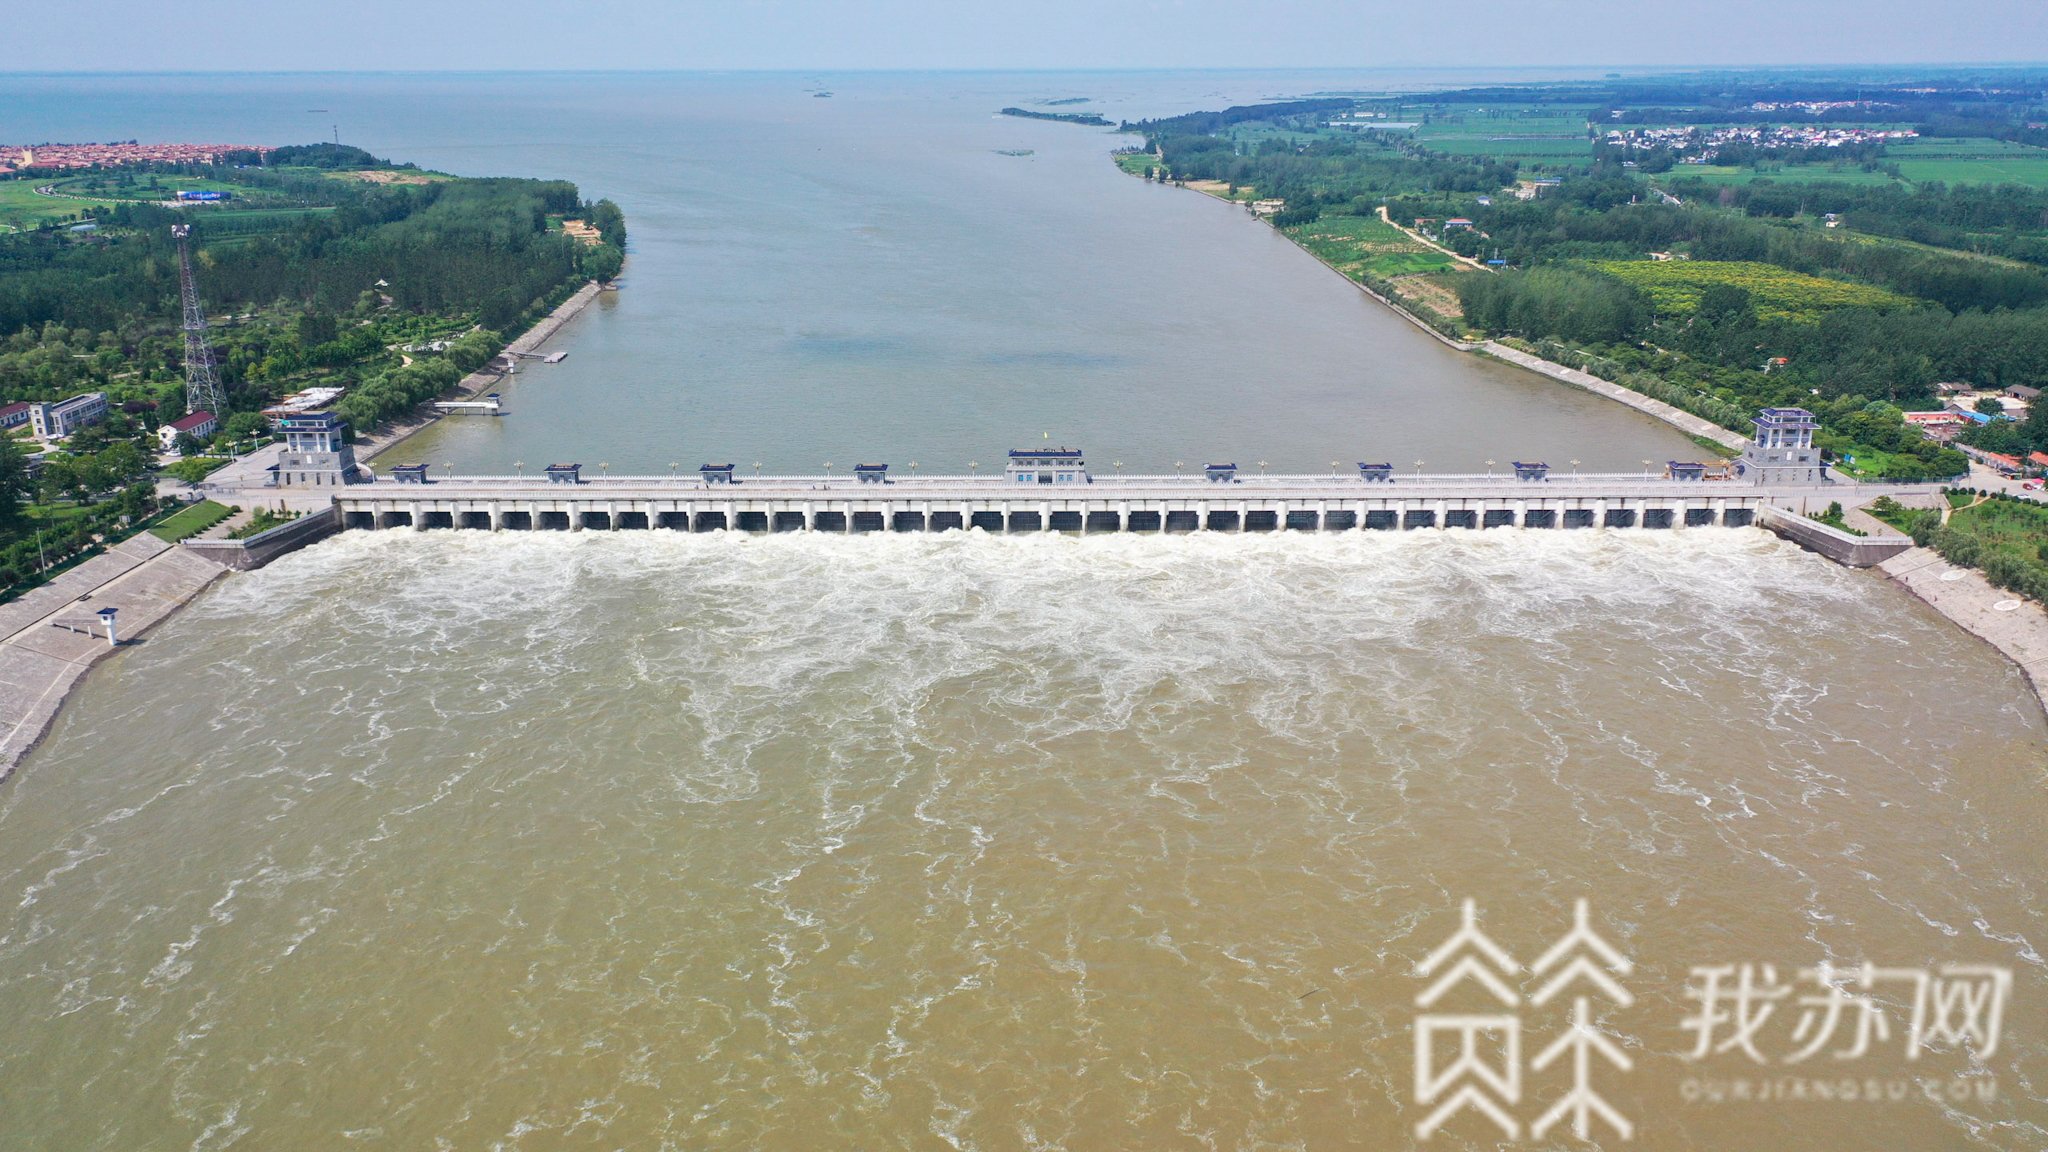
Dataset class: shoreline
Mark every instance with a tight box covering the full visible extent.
[358,275,613,465]
[1879,545,2048,717]
[1162,177,1750,455]
[1146,173,2048,716]
[0,535,230,780]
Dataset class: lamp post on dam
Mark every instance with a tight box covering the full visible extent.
[324,411,1859,536]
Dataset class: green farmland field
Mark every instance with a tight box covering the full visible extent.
[1895,156,2048,189]
[1285,214,1456,280]
[1421,136,1592,160]
[1662,164,1901,187]
[1593,259,1916,322]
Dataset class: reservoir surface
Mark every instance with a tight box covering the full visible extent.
[4,70,1698,472]
[0,72,2042,1150]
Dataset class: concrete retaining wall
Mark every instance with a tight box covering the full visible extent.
[1483,343,1752,454]
[183,505,341,570]
[1757,504,1915,567]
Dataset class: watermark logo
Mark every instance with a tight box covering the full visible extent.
[1681,962,2010,1064]
[1410,899,2016,1140]
[1413,898,1633,1141]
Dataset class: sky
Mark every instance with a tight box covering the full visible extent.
[8,0,2047,72]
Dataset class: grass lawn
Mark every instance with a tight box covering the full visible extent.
[46,172,231,202]
[25,502,93,528]
[150,499,232,542]
[0,179,121,229]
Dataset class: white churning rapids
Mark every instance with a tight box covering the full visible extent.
[0,530,2042,1150]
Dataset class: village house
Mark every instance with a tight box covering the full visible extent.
[158,410,217,456]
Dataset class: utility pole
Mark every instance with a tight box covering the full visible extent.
[171,224,228,418]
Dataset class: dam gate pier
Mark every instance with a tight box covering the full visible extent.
[335,469,1779,534]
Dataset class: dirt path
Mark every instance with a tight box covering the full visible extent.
[1376,205,1491,272]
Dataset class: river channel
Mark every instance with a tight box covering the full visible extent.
[0,72,2040,1151]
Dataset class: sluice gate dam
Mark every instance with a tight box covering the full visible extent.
[250,409,1915,566]
[327,411,1841,535]
[336,467,1782,534]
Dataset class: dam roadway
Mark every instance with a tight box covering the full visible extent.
[326,470,1849,534]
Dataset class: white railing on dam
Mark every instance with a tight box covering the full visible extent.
[322,472,1875,533]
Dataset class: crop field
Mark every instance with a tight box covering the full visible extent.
[1660,163,1901,187]
[1895,156,2048,189]
[1592,259,1917,321]
[1882,138,2048,188]
[1285,214,1456,279]
[1402,106,1595,136]
[1421,136,1592,160]
[1887,138,2048,158]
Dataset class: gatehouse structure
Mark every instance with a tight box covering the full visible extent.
[262,405,1891,537]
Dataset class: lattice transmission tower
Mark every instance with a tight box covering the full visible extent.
[171,224,228,417]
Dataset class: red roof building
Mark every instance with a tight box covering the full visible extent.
[157,410,218,455]
[1979,450,2023,474]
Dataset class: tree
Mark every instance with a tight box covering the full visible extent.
[445,328,500,374]
[0,436,29,536]
[583,243,623,284]
[165,458,216,484]
[1975,396,2006,416]
[587,199,627,249]
[222,412,267,442]
[295,311,338,348]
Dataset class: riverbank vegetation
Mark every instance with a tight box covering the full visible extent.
[0,141,626,598]
[0,143,624,432]
[1121,71,2046,476]
[1878,491,2048,604]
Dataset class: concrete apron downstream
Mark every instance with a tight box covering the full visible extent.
[0,535,228,776]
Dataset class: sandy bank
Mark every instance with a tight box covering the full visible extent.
[1880,546,2048,716]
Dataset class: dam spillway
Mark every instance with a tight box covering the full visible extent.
[331,471,1791,534]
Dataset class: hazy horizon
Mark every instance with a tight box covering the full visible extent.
[8,0,2045,74]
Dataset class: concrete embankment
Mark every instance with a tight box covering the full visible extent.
[1880,546,2048,715]
[1757,504,1916,568]
[361,277,610,463]
[1479,343,1751,454]
[0,534,229,777]
[183,506,342,571]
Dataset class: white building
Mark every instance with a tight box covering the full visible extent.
[29,392,108,440]
[158,410,218,455]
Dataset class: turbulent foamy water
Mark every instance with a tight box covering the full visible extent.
[0,531,2042,1149]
